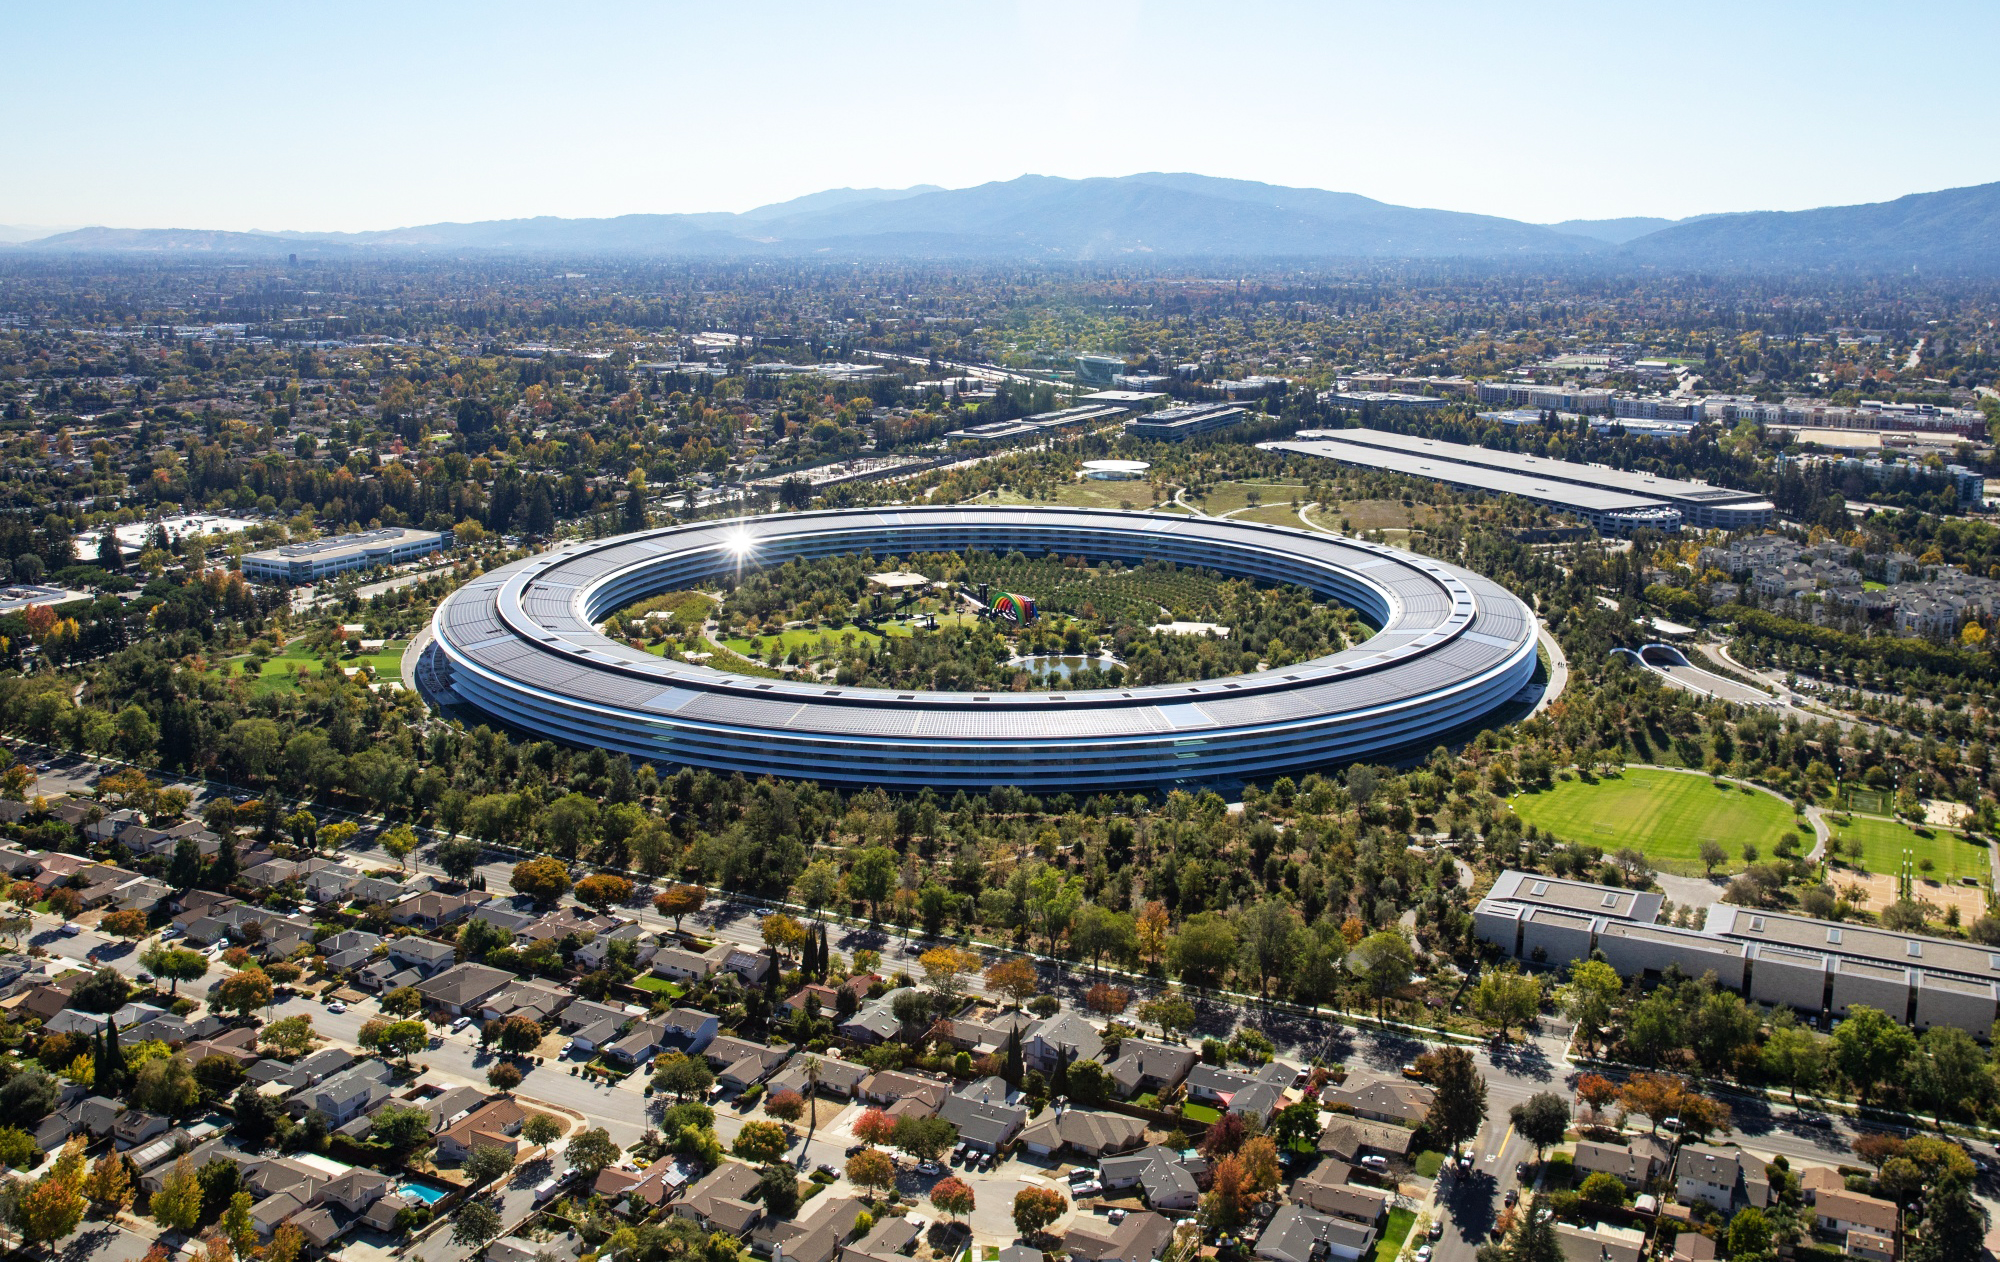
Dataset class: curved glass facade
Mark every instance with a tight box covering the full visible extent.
[427,508,1539,790]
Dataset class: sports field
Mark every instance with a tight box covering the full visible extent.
[1829,813,1991,883]
[1510,768,1801,875]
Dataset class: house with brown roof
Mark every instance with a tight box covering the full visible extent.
[1816,1190,1898,1240]
[704,1036,792,1092]
[435,1097,529,1163]
[390,890,487,930]
[1104,1037,1197,1099]
[1573,1136,1672,1189]
[1317,1116,1417,1162]
[594,1156,693,1215]
[1065,1211,1176,1262]
[1292,1162,1392,1226]
[1321,1076,1433,1126]
[1018,1106,1146,1160]
[858,1070,950,1115]
[674,1161,764,1234]
[415,963,515,1017]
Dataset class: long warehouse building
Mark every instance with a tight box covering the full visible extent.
[1264,427,1775,534]
[1264,436,1686,535]
[1476,869,1997,1036]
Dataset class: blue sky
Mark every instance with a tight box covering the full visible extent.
[3,0,1995,232]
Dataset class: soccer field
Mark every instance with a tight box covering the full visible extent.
[1829,813,1991,883]
[1510,768,1801,875]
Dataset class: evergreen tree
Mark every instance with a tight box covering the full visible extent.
[1050,1046,1071,1101]
[167,837,202,890]
[1908,1173,1987,1262]
[1003,1027,1024,1085]
[210,835,239,889]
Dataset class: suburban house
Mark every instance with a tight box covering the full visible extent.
[1293,1163,1392,1225]
[1317,1116,1417,1162]
[1555,1224,1646,1262]
[435,1097,530,1162]
[596,1157,695,1216]
[1815,1190,1899,1243]
[1098,1145,1208,1211]
[1104,1038,1198,1099]
[839,995,907,1044]
[770,1055,868,1100]
[1017,1106,1146,1159]
[940,1076,1028,1154]
[674,1161,764,1234]
[415,963,515,1017]
[1320,1075,1432,1126]
[1186,1060,1292,1119]
[1064,1210,1176,1262]
[703,1036,791,1092]
[1574,1136,1673,1189]
[1674,1145,1773,1212]
[603,1008,718,1069]
[386,937,457,977]
[651,946,721,984]
[389,890,487,930]
[1257,1205,1379,1262]
[1023,1011,1105,1071]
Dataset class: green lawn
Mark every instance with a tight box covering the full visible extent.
[1374,1208,1416,1262]
[217,639,408,693]
[1830,813,1991,883]
[1180,1102,1221,1125]
[1510,768,1801,875]
[721,626,885,658]
[1195,481,1313,516]
[1412,1150,1446,1179]
[632,976,686,996]
[992,480,1158,512]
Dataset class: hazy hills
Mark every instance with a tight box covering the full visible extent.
[16,174,2000,270]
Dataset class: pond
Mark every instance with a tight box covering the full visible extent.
[1012,655,1120,681]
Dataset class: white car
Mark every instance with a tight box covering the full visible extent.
[451,1016,472,1031]
[58,922,80,937]
[1360,1155,1390,1173]
[326,1001,347,1014]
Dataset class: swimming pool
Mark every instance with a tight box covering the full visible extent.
[398,1181,449,1206]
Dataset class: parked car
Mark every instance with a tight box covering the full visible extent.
[1504,1190,1518,1208]
[1072,1180,1102,1197]
[1360,1155,1390,1173]
[1660,1117,1682,1133]
[450,1016,472,1031]
[1107,1209,1128,1225]
[817,1163,839,1178]
[978,1152,995,1171]
[1415,1246,1433,1262]
[1401,1062,1428,1081]
[327,1000,347,1014]
[845,1144,865,1158]
[58,922,79,937]
[915,1160,941,1177]
[1428,1221,1444,1241]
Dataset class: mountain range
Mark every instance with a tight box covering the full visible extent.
[12,173,1999,270]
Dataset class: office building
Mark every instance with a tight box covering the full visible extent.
[242,528,452,585]
[1475,870,2000,1036]
[1126,403,1247,441]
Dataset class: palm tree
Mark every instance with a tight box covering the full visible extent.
[796,1056,822,1168]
